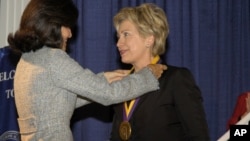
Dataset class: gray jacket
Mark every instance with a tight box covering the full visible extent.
[14,47,159,141]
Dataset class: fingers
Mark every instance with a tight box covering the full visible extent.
[104,70,130,83]
[147,64,167,79]
[108,76,123,83]
[162,65,167,70]
[113,69,130,74]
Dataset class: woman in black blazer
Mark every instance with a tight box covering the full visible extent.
[110,3,210,141]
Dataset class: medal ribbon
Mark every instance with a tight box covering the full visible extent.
[123,55,160,121]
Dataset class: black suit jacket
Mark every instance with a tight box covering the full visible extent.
[110,65,210,141]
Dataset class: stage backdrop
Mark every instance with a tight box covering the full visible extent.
[69,0,250,141]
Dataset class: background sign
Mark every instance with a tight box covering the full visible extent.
[0,47,20,141]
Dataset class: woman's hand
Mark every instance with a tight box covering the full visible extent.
[104,70,130,83]
[147,64,167,79]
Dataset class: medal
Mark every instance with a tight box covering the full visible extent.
[119,121,131,141]
[119,56,160,140]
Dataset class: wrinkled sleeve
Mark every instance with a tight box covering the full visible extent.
[50,50,159,106]
[75,96,92,108]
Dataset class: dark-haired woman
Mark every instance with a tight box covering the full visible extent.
[8,0,166,140]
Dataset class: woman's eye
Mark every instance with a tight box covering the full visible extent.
[124,32,129,37]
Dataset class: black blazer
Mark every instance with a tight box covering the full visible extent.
[110,65,210,141]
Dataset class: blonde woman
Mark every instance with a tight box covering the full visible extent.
[110,3,210,141]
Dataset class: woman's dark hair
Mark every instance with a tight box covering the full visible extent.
[8,0,78,53]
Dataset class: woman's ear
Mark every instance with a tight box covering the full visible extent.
[146,35,155,47]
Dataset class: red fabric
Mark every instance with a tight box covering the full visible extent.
[227,92,249,129]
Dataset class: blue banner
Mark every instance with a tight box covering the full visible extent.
[0,47,20,141]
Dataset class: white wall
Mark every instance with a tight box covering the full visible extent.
[0,0,29,48]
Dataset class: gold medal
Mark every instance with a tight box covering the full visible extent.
[119,56,160,140]
[119,121,131,141]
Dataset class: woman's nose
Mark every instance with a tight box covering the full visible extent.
[116,38,123,48]
[68,29,72,38]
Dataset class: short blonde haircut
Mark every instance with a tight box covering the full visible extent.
[113,3,169,56]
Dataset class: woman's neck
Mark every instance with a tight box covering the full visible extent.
[133,56,155,72]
